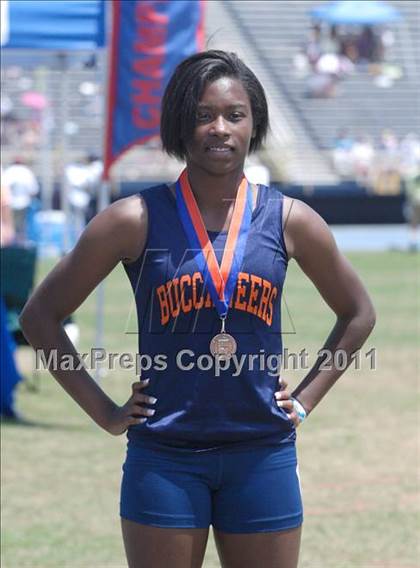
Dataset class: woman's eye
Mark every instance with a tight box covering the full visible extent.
[197,113,210,122]
[230,113,243,121]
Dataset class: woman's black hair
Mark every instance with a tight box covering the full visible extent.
[160,50,269,160]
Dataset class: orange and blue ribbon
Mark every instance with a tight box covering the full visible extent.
[175,168,252,317]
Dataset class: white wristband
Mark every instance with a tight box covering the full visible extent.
[291,397,307,423]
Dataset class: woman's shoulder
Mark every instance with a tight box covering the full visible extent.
[83,194,148,264]
[281,195,333,261]
[283,196,327,226]
[260,188,312,225]
[106,193,147,229]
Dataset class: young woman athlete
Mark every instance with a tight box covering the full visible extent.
[20,51,376,568]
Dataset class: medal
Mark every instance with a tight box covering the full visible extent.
[209,316,237,360]
[175,169,252,360]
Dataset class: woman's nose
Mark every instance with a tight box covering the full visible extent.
[209,116,229,136]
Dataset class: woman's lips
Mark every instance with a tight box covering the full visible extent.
[205,146,234,158]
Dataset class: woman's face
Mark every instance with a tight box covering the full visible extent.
[185,76,255,176]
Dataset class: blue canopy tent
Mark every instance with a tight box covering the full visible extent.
[2,0,105,49]
[310,0,401,25]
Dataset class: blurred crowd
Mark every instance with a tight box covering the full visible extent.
[331,127,420,250]
[294,23,401,97]
[1,152,103,248]
[331,129,420,191]
[1,61,103,160]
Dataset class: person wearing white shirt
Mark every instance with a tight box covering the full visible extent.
[3,158,39,240]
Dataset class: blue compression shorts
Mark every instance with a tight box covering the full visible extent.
[120,440,303,534]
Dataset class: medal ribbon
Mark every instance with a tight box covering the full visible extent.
[175,168,252,318]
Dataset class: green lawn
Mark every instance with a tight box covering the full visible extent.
[2,252,419,567]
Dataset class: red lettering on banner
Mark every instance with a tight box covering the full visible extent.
[133,43,165,55]
[131,79,161,105]
[134,27,167,50]
[132,56,164,79]
[135,1,168,24]
[130,1,168,131]
[133,106,160,129]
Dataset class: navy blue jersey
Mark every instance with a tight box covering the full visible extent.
[123,182,295,451]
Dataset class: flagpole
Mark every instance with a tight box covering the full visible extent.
[93,178,110,381]
[57,52,72,254]
[94,0,113,382]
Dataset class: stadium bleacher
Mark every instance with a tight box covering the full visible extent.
[1,0,419,190]
[226,0,420,151]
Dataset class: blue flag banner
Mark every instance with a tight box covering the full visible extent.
[2,0,106,50]
[104,0,204,179]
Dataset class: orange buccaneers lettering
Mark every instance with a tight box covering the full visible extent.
[247,274,262,315]
[166,278,180,318]
[179,274,192,313]
[191,272,204,309]
[257,278,272,321]
[265,286,278,326]
[156,284,170,325]
[156,271,278,326]
[234,272,249,310]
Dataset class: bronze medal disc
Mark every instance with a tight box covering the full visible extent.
[210,333,237,359]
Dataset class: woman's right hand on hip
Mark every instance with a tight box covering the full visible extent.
[104,379,157,436]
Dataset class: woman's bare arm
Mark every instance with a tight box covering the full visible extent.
[19,195,152,434]
[282,197,376,415]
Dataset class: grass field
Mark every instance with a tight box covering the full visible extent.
[2,251,419,568]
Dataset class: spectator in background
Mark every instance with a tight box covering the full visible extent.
[351,135,375,183]
[0,182,25,421]
[305,71,337,98]
[374,129,401,194]
[332,128,355,177]
[2,157,39,242]
[399,133,420,178]
[320,25,341,55]
[304,23,323,66]
[357,26,379,63]
[21,119,41,150]
[294,24,325,78]
[331,130,419,189]
[340,34,359,63]
[400,133,420,250]
[66,152,103,236]
[316,50,354,78]
[81,153,103,222]
[379,28,395,59]
[302,24,354,98]
[379,130,400,174]
[334,128,354,151]
[404,173,420,252]
[380,129,399,155]
[0,180,15,247]
[0,298,24,421]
